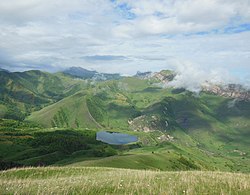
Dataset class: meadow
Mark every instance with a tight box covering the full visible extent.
[0,167,249,195]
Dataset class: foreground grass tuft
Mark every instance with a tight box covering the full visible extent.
[0,167,250,194]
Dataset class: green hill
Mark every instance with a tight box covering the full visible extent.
[27,92,101,128]
[0,70,89,120]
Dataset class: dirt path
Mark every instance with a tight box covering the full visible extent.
[85,99,103,129]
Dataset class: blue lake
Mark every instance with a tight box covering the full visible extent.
[96,131,138,145]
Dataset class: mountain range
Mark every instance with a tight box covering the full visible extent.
[0,66,249,173]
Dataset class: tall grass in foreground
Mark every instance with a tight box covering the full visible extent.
[0,167,249,195]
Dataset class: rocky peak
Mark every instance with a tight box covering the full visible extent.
[153,70,176,83]
[202,82,250,101]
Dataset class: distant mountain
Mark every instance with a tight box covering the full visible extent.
[0,68,9,72]
[134,71,153,79]
[63,67,97,79]
[63,67,121,80]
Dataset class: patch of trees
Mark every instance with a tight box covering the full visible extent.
[0,119,40,131]
[86,96,106,123]
[4,106,25,121]
[178,155,199,170]
[0,160,23,170]
[51,108,69,128]
[30,130,117,157]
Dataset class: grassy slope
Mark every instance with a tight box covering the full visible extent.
[67,152,202,171]
[0,70,89,120]
[27,92,100,129]
[0,167,249,195]
[63,142,250,172]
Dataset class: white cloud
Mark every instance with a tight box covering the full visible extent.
[0,0,249,88]
[166,59,236,93]
[113,0,250,37]
[0,0,115,24]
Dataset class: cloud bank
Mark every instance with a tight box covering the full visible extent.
[0,0,249,87]
[166,59,240,93]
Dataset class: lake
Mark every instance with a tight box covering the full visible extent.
[96,131,138,145]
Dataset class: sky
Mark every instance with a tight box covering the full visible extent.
[0,0,250,88]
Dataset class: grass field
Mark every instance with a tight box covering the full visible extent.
[0,167,249,195]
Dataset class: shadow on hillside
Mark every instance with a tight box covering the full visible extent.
[0,130,118,170]
[143,97,213,131]
[214,99,250,121]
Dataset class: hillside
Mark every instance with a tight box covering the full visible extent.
[27,92,101,129]
[0,70,86,120]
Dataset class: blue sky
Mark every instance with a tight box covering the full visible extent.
[0,0,250,88]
